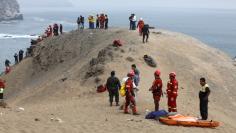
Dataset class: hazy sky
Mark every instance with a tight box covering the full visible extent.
[18,0,236,10]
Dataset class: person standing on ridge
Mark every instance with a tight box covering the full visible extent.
[137,18,144,36]
[142,24,150,43]
[96,14,100,28]
[132,14,137,30]
[99,14,105,29]
[149,70,163,111]
[105,14,109,29]
[106,71,121,106]
[19,50,24,62]
[199,77,211,120]
[5,59,10,67]
[129,14,133,30]
[124,71,139,115]
[59,24,63,34]
[167,72,178,112]
[14,53,18,64]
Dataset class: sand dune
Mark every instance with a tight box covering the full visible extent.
[0,28,236,133]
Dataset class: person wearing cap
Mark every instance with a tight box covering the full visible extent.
[137,18,144,36]
[199,77,211,120]
[106,71,121,106]
[124,71,139,115]
[167,72,178,112]
[149,70,163,111]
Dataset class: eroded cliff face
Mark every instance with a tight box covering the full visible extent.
[0,0,23,21]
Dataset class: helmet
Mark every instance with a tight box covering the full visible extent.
[154,70,161,76]
[169,72,176,77]
[128,71,135,77]
[140,18,143,21]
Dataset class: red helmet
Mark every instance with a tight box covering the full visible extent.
[154,70,161,76]
[128,71,135,77]
[169,72,176,77]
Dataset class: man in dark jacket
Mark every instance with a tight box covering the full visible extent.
[19,50,24,62]
[106,71,121,106]
[199,77,211,120]
[142,24,150,43]
[5,59,10,67]
[14,53,18,64]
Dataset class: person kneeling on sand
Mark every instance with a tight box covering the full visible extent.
[106,71,121,106]
[124,72,139,115]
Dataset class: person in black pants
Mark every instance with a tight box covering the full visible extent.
[105,14,109,29]
[14,53,18,64]
[199,77,211,120]
[142,24,150,43]
[106,71,121,106]
[19,49,24,62]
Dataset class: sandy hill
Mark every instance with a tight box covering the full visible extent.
[0,28,236,133]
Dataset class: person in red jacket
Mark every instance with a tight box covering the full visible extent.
[0,78,5,100]
[137,18,144,36]
[149,70,163,111]
[124,72,139,115]
[167,72,178,112]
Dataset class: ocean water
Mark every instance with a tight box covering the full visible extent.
[0,8,236,71]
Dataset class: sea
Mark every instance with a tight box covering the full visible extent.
[0,8,236,71]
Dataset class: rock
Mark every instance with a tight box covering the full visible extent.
[126,57,134,62]
[0,0,23,21]
[16,107,25,112]
[34,118,40,121]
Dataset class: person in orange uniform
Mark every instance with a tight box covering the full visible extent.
[167,72,178,112]
[0,78,6,101]
[137,18,144,36]
[124,72,139,115]
[149,70,163,111]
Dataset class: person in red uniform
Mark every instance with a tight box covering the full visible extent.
[149,70,163,111]
[166,72,178,112]
[124,72,139,115]
[0,78,6,100]
[137,18,144,36]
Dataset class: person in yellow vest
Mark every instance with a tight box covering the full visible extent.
[199,77,211,120]
[88,15,95,29]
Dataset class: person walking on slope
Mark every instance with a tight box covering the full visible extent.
[149,70,163,111]
[142,24,150,43]
[19,49,24,62]
[199,77,211,120]
[137,18,144,36]
[167,72,178,112]
[124,72,139,115]
[106,71,121,106]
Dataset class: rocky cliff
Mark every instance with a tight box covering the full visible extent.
[0,0,23,21]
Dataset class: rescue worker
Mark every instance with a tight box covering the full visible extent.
[124,72,139,115]
[106,71,121,106]
[142,24,150,43]
[0,78,5,102]
[199,77,211,120]
[88,16,95,29]
[14,53,18,64]
[167,72,178,112]
[137,18,144,36]
[96,14,100,28]
[99,14,105,29]
[149,70,163,111]
[105,14,109,29]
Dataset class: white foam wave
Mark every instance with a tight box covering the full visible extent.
[0,33,39,39]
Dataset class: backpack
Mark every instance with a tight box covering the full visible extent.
[119,83,126,97]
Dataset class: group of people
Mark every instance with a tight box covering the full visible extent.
[106,65,211,120]
[77,14,109,29]
[45,24,63,37]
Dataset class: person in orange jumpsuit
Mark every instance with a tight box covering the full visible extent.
[137,18,144,36]
[167,72,178,112]
[0,78,6,101]
[124,72,139,115]
[149,70,163,111]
